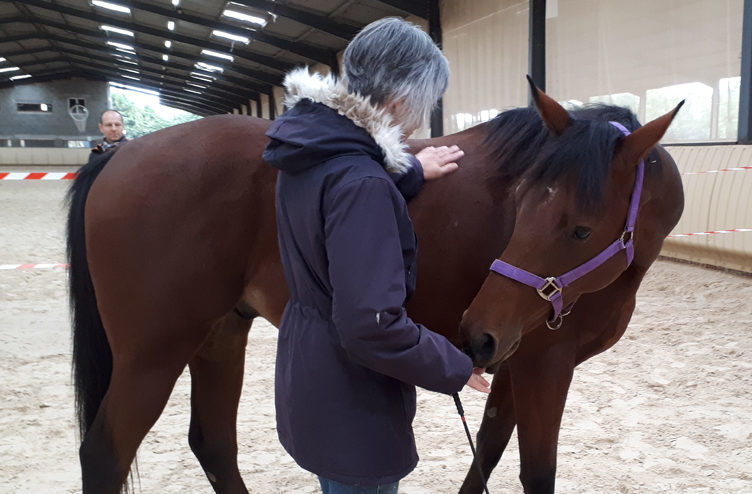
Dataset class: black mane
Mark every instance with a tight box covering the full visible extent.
[483,104,641,212]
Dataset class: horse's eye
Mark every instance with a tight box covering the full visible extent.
[572,226,591,240]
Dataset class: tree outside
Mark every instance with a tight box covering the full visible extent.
[109,87,201,139]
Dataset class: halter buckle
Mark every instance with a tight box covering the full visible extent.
[620,230,633,247]
[536,277,561,301]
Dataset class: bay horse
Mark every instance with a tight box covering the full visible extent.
[67,81,683,493]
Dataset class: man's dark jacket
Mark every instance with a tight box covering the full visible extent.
[264,97,472,486]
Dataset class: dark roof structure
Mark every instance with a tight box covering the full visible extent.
[0,0,435,116]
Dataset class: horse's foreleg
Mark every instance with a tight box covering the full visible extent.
[188,311,253,494]
[459,364,517,494]
[509,331,576,494]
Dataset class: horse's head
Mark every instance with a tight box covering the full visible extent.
[459,78,683,369]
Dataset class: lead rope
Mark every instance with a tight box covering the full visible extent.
[452,392,490,494]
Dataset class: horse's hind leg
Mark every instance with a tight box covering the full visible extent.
[80,333,200,493]
[459,364,517,494]
[188,309,253,493]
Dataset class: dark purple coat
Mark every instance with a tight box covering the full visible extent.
[264,99,473,486]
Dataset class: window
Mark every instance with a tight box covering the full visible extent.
[17,103,53,113]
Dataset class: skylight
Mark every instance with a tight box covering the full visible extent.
[0,66,21,73]
[92,1,131,15]
[222,9,267,27]
[10,74,31,81]
[201,49,234,62]
[100,25,134,36]
[195,61,223,73]
[211,30,250,44]
[0,57,6,62]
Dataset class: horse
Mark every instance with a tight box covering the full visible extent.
[67,80,683,493]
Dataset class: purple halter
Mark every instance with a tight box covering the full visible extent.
[489,121,644,330]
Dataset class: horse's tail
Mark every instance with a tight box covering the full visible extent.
[66,151,116,440]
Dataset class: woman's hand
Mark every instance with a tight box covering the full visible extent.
[465,367,491,394]
[415,145,464,181]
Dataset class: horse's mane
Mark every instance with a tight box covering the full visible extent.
[483,104,641,212]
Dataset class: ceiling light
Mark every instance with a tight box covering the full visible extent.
[121,74,140,81]
[0,66,21,73]
[0,57,6,62]
[164,40,172,48]
[110,81,159,95]
[162,54,169,62]
[222,9,267,27]
[92,1,131,14]
[201,49,234,62]
[171,0,180,6]
[211,30,250,44]
[107,41,135,51]
[185,88,201,94]
[10,74,32,81]
[167,21,175,31]
[118,67,140,74]
[113,56,137,64]
[195,61,223,73]
[190,72,215,81]
[100,25,134,36]
[186,81,206,88]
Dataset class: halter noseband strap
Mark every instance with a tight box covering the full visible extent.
[489,121,645,330]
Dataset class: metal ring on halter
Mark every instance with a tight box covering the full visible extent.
[620,229,633,246]
[536,276,561,301]
[546,314,564,330]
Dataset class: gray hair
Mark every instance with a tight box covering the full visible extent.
[342,17,448,131]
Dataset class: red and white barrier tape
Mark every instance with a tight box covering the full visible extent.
[682,166,752,176]
[0,172,77,180]
[668,228,752,238]
[0,263,68,270]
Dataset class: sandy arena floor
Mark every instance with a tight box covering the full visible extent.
[1,177,750,493]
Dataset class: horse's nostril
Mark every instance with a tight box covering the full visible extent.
[471,332,497,366]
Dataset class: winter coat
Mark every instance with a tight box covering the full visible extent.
[263,68,473,486]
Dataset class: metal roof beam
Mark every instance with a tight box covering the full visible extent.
[373,0,428,18]
[16,0,296,74]
[70,61,238,112]
[5,17,281,88]
[120,0,336,66]
[230,0,359,40]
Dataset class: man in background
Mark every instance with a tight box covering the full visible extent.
[91,109,128,154]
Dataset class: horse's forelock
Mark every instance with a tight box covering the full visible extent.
[484,104,639,213]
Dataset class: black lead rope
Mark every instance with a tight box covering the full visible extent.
[452,392,490,494]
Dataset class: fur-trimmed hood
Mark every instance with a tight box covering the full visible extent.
[264,68,413,174]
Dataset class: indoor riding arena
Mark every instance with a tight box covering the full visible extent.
[1,1,751,493]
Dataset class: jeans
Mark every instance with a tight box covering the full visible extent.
[318,477,399,494]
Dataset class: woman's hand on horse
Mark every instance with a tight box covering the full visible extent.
[416,145,463,181]
[466,367,491,394]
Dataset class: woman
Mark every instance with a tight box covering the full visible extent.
[263,18,490,493]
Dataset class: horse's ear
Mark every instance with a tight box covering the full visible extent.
[620,100,684,164]
[527,75,570,136]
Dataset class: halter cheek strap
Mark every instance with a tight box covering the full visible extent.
[489,121,645,329]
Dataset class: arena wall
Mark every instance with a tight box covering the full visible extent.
[662,145,752,273]
[0,147,90,166]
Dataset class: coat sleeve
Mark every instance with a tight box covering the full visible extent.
[389,155,424,202]
[324,176,472,395]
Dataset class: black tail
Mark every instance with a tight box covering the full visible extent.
[66,151,116,440]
